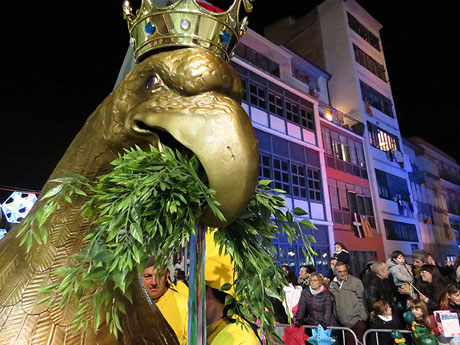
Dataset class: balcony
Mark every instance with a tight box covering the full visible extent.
[440,170,460,187]
[320,103,365,136]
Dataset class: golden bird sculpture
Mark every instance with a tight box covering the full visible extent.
[0,47,259,345]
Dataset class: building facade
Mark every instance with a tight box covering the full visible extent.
[404,137,460,263]
[232,30,334,275]
[320,108,385,275]
[265,0,422,258]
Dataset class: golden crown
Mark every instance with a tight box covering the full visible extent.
[123,0,254,62]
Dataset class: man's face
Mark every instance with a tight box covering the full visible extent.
[336,264,348,281]
[299,267,308,279]
[378,264,390,279]
[142,266,169,301]
[330,259,338,269]
[413,258,424,268]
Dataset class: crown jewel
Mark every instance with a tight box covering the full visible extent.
[123,0,254,62]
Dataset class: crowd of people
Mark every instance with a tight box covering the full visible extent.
[279,243,460,345]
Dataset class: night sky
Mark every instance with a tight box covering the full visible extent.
[0,1,457,200]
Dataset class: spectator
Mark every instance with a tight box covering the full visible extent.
[363,261,397,312]
[412,249,429,284]
[409,300,439,336]
[387,250,413,316]
[298,265,315,289]
[283,271,302,319]
[326,256,338,283]
[295,272,337,329]
[369,300,402,345]
[387,250,413,287]
[428,253,455,283]
[359,255,378,280]
[442,283,460,317]
[175,269,189,297]
[329,262,368,343]
[418,264,448,313]
[334,242,351,267]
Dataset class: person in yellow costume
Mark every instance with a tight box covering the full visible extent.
[205,230,261,345]
[142,257,188,345]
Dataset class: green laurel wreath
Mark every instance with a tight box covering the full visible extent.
[17,144,316,343]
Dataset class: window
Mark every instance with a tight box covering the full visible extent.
[300,107,315,130]
[291,163,307,198]
[367,122,400,152]
[268,91,283,116]
[249,82,266,110]
[273,158,290,193]
[347,12,381,51]
[307,169,322,201]
[255,129,323,202]
[285,99,300,124]
[353,44,386,82]
[234,43,280,77]
[375,169,410,200]
[232,65,316,131]
[328,178,375,228]
[384,219,418,242]
[259,153,271,180]
[322,127,368,179]
[360,81,394,117]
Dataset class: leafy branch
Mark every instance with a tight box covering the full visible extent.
[214,180,317,343]
[17,144,317,344]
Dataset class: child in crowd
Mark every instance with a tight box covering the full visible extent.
[369,300,402,345]
[387,250,413,286]
[333,242,350,267]
[409,300,440,337]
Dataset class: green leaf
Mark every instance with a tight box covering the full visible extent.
[292,207,307,216]
[219,283,233,292]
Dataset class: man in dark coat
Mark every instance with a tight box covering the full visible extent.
[362,261,397,312]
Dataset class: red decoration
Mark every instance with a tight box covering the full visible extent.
[197,2,224,12]
[282,324,310,345]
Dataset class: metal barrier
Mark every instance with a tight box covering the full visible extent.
[363,329,412,345]
[275,324,360,345]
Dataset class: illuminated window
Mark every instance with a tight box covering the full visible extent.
[367,122,400,152]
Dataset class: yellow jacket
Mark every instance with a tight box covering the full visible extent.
[207,316,260,345]
[156,287,188,345]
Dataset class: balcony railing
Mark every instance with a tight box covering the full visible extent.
[440,170,460,186]
[320,103,365,136]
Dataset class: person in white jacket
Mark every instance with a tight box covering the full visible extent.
[386,250,413,286]
[283,272,302,319]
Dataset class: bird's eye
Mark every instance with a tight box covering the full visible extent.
[145,74,162,90]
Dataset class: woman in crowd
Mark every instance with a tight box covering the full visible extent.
[295,272,337,328]
[409,300,440,336]
[369,300,402,345]
[418,264,448,313]
[442,282,460,317]
[334,242,351,268]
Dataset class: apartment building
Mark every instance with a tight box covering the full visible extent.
[265,0,422,257]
